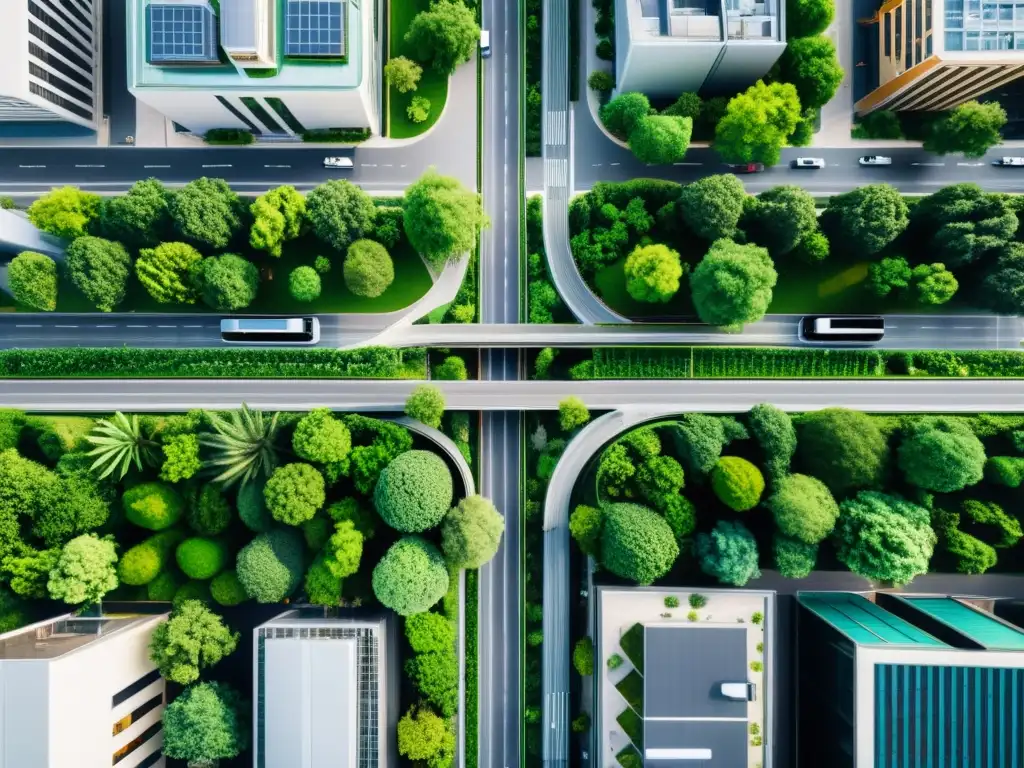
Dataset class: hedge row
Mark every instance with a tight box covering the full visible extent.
[0,346,427,379]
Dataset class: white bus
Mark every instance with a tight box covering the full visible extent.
[800,316,884,343]
[220,317,320,344]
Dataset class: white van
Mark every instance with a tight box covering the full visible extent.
[480,29,491,58]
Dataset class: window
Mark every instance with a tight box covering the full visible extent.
[111,669,161,708]
[28,21,91,72]
[28,63,92,106]
[895,7,903,54]
[28,81,91,120]
[112,694,162,736]
[884,14,892,55]
[28,42,92,90]
[28,2,90,59]
[112,723,160,765]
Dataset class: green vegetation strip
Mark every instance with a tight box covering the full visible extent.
[465,568,479,768]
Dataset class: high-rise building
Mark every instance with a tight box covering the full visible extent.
[614,0,786,98]
[0,0,100,129]
[0,612,169,768]
[856,0,1024,114]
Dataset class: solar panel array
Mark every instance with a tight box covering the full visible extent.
[147,4,219,64]
[286,1,346,57]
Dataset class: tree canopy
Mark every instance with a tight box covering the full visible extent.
[748,403,796,482]
[235,528,305,603]
[599,92,651,140]
[600,503,680,585]
[405,384,446,428]
[822,184,909,256]
[908,183,1017,268]
[623,244,684,303]
[195,254,259,311]
[66,236,132,312]
[162,682,249,765]
[695,520,761,586]
[47,534,118,604]
[778,35,843,109]
[924,100,1006,159]
[741,185,818,257]
[982,241,1024,314]
[714,81,801,166]
[305,179,376,252]
[264,463,325,526]
[690,239,777,329]
[135,242,202,304]
[292,407,352,465]
[97,178,171,248]
[676,174,747,242]
[558,396,590,431]
[898,417,985,492]
[797,408,889,495]
[405,0,480,74]
[570,504,603,557]
[344,239,395,297]
[768,473,839,544]
[374,450,453,533]
[385,56,423,92]
[288,266,321,302]
[786,0,834,36]
[169,177,244,250]
[398,706,451,762]
[774,533,817,578]
[27,186,100,240]
[249,185,305,257]
[711,456,765,511]
[867,256,912,297]
[403,169,487,270]
[441,495,505,568]
[669,414,747,475]
[149,599,239,685]
[8,252,57,311]
[372,536,450,615]
[911,263,958,305]
[628,115,692,165]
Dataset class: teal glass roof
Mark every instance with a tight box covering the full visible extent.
[800,592,948,647]
[902,597,1024,651]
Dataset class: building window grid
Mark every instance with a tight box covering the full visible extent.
[60,0,93,30]
[28,21,92,73]
[28,1,91,60]
[35,0,93,46]
[28,62,92,107]
[29,42,93,90]
[944,0,1024,49]
[28,81,91,120]
[111,722,161,765]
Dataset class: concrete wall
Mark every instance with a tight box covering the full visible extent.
[704,41,787,95]
[617,40,724,98]
[0,209,68,260]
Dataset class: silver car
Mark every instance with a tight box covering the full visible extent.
[793,157,826,169]
[994,157,1024,167]
[859,155,892,166]
[323,156,353,169]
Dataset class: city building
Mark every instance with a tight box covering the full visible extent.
[253,608,389,768]
[127,0,383,139]
[0,612,169,768]
[797,591,1024,768]
[855,0,1024,114]
[0,0,101,132]
[613,0,786,98]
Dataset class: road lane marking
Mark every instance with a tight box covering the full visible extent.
[127,324,149,328]
[75,164,105,168]
[202,164,232,168]
[54,324,78,328]
[157,325,176,328]
[184,325,203,328]
[673,162,702,166]
[911,162,945,166]
[18,165,45,168]
[383,163,393,167]
[95,325,115,328]
[592,163,602,167]
[264,164,291,168]
[610,162,621,166]
[144,164,171,169]
[957,162,985,167]
[15,324,41,328]
[361,163,377,167]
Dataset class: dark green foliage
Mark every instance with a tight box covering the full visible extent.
[235,528,306,603]
[777,36,843,109]
[617,745,644,768]
[237,481,273,533]
[797,408,889,495]
[985,456,1024,487]
[305,179,375,252]
[711,456,764,511]
[173,580,212,607]
[636,455,685,501]
[793,230,830,263]
[65,236,132,312]
[405,611,456,654]
[176,537,228,580]
[662,495,696,541]
[264,463,325,526]
[372,536,449,615]
[821,185,908,256]
[204,128,255,144]
[663,92,702,119]
[694,520,761,587]
[676,174,746,242]
[405,650,459,716]
[569,504,602,557]
[690,239,778,329]
[669,414,747,475]
[210,569,248,606]
[342,414,414,494]
[122,482,185,530]
[31,475,109,547]
[616,669,645,714]
[773,534,817,578]
[768,473,839,544]
[188,484,232,536]
[908,183,1017,268]
[147,570,183,601]
[868,256,912,298]
[982,241,1024,314]
[898,417,986,492]
[96,179,172,248]
[748,404,796,482]
[326,498,378,540]
[924,101,1007,159]
[573,636,594,675]
[344,239,395,298]
[195,254,259,311]
[161,682,249,764]
[786,0,834,36]
[302,516,331,551]
[441,495,504,568]
[404,0,479,74]
[619,622,645,673]
[169,177,244,250]
[741,186,818,257]
[600,503,679,585]
[0,588,28,634]
[373,450,453,533]
[600,92,651,140]
[961,499,1022,548]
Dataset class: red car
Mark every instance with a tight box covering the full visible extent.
[731,163,764,174]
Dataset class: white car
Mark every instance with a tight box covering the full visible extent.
[994,157,1024,166]
[859,155,892,166]
[323,156,353,169]
[793,157,826,169]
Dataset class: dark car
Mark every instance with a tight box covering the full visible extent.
[731,163,764,174]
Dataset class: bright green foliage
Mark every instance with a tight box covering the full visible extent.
[695,520,761,587]
[403,169,487,270]
[135,242,202,304]
[161,682,249,764]
[663,495,697,541]
[636,455,685,501]
[327,498,378,540]
[235,528,305,602]
[210,570,247,606]
[200,405,281,488]
[599,91,651,140]
[793,230,830,263]
[714,81,801,166]
[322,520,364,578]
[160,434,201,483]
[374,450,453,533]
[741,186,818,257]
[343,414,414,494]
[441,495,505,568]
[797,408,889,495]
[559,396,590,431]
[2,547,59,598]
[924,100,1007,159]
[986,456,1024,487]
[33,415,93,462]
[778,36,843,109]
[597,442,633,495]
[406,612,455,654]
[385,55,422,92]
[0,447,61,515]
[302,556,340,606]
[570,504,603,557]
[97,178,171,248]
[344,239,395,297]
[27,186,100,239]
[149,599,239,684]
[288,266,321,302]
[786,0,834,36]
[711,456,765,511]
[407,96,431,123]
[573,636,594,675]
[600,503,680,585]
[169,177,244,250]
[868,256,912,297]
[946,527,997,575]
[249,185,305,257]
[628,115,692,165]
[264,463,325,526]
[0,410,23,451]
[195,254,259,311]
[623,427,662,459]
[833,491,936,585]
[910,183,1016,268]
[690,239,777,329]
[8,252,57,311]
[898,417,985,492]
[305,179,375,252]
[118,530,183,586]
[670,414,747,475]
[398,706,449,762]
[677,174,747,242]
[435,356,468,381]
[237,481,273,532]
[123,482,185,531]
[31,475,109,547]
[822,185,909,256]
[188,484,232,536]
[176,537,228,580]
[372,536,449,615]
[292,408,352,465]
[774,534,817,578]
[147,570,183,601]
[911,263,958,305]
[405,0,480,74]
[624,244,684,303]
[405,384,446,428]
[748,403,797,482]
[86,411,158,481]
[406,648,459,716]
[314,255,331,273]
[961,499,1022,548]
[47,534,118,605]
[768,473,838,544]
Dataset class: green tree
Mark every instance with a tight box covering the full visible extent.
[778,36,843,109]
[117,530,182,587]
[961,499,1022,548]
[405,0,479,74]
[573,636,594,675]
[304,556,342,605]
[344,239,394,297]
[47,534,118,605]
[441,495,505,568]
[405,384,446,428]
[786,0,834,36]
[8,251,57,311]
[898,417,985,492]
[797,408,889,495]
[600,503,680,585]
[406,649,458,716]
[249,185,305,257]
[690,239,778,329]
[398,706,449,762]
[292,407,352,465]
[320,520,364,579]
[599,91,651,140]
[741,185,818,257]
[768,473,839,544]
[305,179,376,252]
[945,526,998,575]
[264,463,325,526]
[663,495,696,542]
[711,456,765,511]
[235,528,305,603]
[909,183,1016,268]
[87,411,158,480]
[981,241,1024,313]
[385,55,423,92]
[288,266,321,302]
[677,174,747,242]
[195,254,259,311]
[911,263,958,305]
[32,476,110,547]
[407,96,431,123]
[237,481,272,532]
[636,455,685,501]
[0,588,27,634]
[695,520,761,586]
[200,404,281,488]
[588,70,616,93]
[569,504,603,557]
[66,236,132,312]
[27,186,100,239]
[403,169,487,269]
[663,91,702,119]
[372,536,450,615]
[867,256,912,298]
[832,491,936,585]
[559,396,590,431]
[435,355,468,381]
[136,242,202,304]
[405,611,455,654]
[822,184,909,256]
[986,456,1024,487]
[162,682,249,766]
[715,80,801,166]
[97,178,171,248]
[748,403,796,482]
[924,100,1006,158]
[187,484,232,536]
[211,570,248,606]
[792,230,830,263]
[374,450,453,533]
[624,243,684,303]
[2,547,59,598]
[628,115,692,165]
[669,414,747,475]
[161,433,201,482]
[123,482,185,530]
[773,533,817,578]
[170,177,244,250]
[149,599,240,685]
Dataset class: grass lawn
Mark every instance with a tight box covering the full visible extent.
[619,622,645,673]
[594,258,695,319]
[387,0,449,138]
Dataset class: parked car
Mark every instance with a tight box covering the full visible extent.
[731,163,764,174]
[793,157,826,169]
[323,156,353,169]
[480,29,491,58]
[993,157,1024,166]
[859,155,892,166]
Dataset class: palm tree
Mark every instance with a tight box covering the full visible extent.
[86,412,157,480]
[200,404,281,488]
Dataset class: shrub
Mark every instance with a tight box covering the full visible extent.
[373,450,453,533]
[288,266,321,302]
[663,495,696,542]
[314,255,331,273]
[161,434,201,482]
[405,611,455,654]
[264,463,325,526]
[292,407,352,465]
[235,528,306,602]
[118,530,183,586]
[664,595,679,608]
[147,570,183,601]
[302,516,331,551]
[122,482,185,531]
[711,456,765,511]
[188,484,232,536]
[748,403,796,482]
[768,473,839,544]
[162,682,249,765]
[774,534,817,578]
[344,239,394,298]
[237,481,273,532]
[327,498,378,540]
[588,70,615,92]
[195,254,258,311]
[898,417,986,492]
[797,408,889,495]
[688,593,707,609]
[985,456,1024,487]
[204,128,254,145]
[573,636,594,675]
[407,96,431,123]
[600,503,680,585]
[441,495,505,568]
[302,128,371,142]
[372,536,449,615]
[961,499,1022,548]
[173,580,211,607]
[607,653,624,669]
[404,384,446,428]
[47,534,119,605]
[946,526,997,575]
[149,599,239,684]
[8,252,57,311]
[569,504,602,557]
[694,520,761,587]
[398,706,451,762]
[176,537,228,580]
[405,649,458,716]
[210,569,248,606]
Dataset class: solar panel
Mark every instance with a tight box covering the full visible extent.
[147,4,219,64]
[286,0,346,57]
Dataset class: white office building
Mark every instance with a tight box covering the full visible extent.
[0,0,100,129]
[0,612,169,768]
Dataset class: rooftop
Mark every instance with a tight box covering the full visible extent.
[943,0,1024,52]
[626,0,778,42]
[0,616,152,661]
[800,592,948,647]
[901,597,1024,651]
